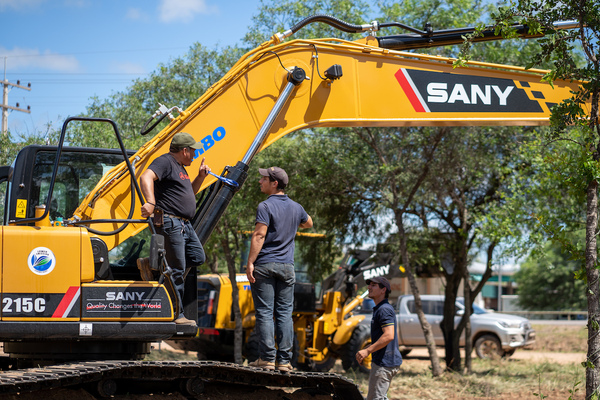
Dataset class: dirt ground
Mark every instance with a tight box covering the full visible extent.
[406,347,585,365]
[0,324,588,400]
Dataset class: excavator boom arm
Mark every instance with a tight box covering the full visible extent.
[72,28,586,250]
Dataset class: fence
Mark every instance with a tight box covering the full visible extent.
[496,310,587,321]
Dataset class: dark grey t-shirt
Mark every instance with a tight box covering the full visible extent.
[148,153,196,220]
[254,194,308,265]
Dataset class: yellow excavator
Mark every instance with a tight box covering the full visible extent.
[0,14,587,398]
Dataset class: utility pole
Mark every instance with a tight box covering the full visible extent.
[2,57,31,135]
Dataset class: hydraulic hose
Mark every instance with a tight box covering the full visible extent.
[288,14,368,33]
[275,14,378,41]
[140,112,170,136]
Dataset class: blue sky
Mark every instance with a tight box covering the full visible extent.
[0,0,262,136]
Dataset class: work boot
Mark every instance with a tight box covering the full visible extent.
[276,363,293,373]
[249,358,275,370]
[137,257,153,281]
[174,316,197,326]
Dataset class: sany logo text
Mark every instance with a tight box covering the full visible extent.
[363,264,390,281]
[427,83,514,105]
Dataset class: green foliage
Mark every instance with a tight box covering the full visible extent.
[0,129,49,166]
[457,0,600,395]
[380,0,495,58]
[514,240,587,311]
[0,132,22,166]
[243,0,372,47]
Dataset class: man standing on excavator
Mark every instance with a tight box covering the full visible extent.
[138,131,211,326]
[246,166,313,372]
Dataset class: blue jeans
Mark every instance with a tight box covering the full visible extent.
[250,262,295,364]
[158,216,205,319]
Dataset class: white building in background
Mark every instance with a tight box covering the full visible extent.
[388,258,520,312]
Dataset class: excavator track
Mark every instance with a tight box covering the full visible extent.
[0,360,363,399]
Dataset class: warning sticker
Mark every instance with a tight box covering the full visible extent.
[15,199,27,218]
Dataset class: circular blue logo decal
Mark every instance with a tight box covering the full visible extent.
[27,247,56,275]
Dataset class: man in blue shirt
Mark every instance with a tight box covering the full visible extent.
[246,166,313,372]
[356,276,402,400]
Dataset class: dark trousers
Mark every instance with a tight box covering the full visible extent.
[158,215,205,318]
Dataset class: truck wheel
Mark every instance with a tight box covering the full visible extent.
[400,349,412,357]
[341,325,371,374]
[474,334,504,359]
[244,330,259,363]
[312,354,336,372]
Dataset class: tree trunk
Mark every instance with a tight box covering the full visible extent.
[463,269,472,374]
[442,272,461,371]
[585,179,600,399]
[396,215,443,377]
[442,257,470,371]
[404,270,444,377]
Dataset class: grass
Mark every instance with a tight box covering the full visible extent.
[363,358,585,400]
[532,324,587,353]
[146,324,589,399]
[363,323,588,400]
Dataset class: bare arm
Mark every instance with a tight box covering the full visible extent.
[140,169,158,218]
[192,157,211,194]
[299,215,313,229]
[246,222,268,283]
[356,324,395,364]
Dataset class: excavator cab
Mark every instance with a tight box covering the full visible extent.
[4,145,127,224]
[0,118,197,366]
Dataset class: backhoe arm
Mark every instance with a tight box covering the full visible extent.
[72,22,586,250]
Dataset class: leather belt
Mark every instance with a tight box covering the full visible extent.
[164,214,190,223]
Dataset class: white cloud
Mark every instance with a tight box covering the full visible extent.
[112,61,146,75]
[126,7,150,21]
[0,0,45,12]
[0,47,80,72]
[157,0,217,24]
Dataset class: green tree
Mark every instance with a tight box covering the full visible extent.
[515,241,587,311]
[410,126,536,371]
[459,1,600,397]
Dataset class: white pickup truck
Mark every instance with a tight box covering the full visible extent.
[345,294,535,373]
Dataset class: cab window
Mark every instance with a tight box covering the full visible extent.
[30,151,126,220]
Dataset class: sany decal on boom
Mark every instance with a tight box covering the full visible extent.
[363,264,391,281]
[396,68,553,114]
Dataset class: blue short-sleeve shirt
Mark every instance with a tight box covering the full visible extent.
[254,194,308,265]
[371,298,403,368]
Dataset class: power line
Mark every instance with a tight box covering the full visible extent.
[0,47,190,59]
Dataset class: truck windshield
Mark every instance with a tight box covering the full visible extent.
[457,299,487,314]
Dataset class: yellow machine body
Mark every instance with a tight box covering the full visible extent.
[0,225,173,322]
